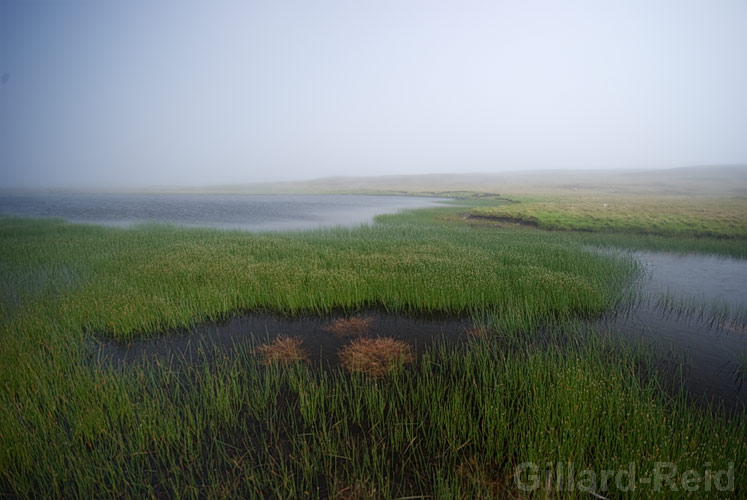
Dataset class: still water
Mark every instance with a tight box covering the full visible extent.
[607,251,747,409]
[0,193,446,231]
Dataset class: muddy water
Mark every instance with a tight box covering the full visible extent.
[605,251,747,409]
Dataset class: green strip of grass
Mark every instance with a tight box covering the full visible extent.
[472,196,747,257]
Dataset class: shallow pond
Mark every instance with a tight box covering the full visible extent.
[605,250,747,409]
[94,311,472,369]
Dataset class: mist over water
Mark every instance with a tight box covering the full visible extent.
[0,193,447,231]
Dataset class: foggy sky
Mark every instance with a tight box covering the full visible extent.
[1,0,746,189]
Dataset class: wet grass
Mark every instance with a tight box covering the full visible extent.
[3,330,745,498]
[0,212,635,340]
[653,292,747,329]
[472,196,747,258]
[1,204,746,498]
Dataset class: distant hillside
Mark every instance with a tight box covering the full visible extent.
[161,165,747,198]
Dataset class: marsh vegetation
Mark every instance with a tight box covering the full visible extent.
[1,177,746,498]
[472,196,747,241]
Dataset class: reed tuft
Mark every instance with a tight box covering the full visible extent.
[338,337,414,377]
[255,336,309,366]
[324,316,373,338]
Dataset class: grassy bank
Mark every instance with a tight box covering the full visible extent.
[471,196,747,239]
[1,205,745,498]
[471,196,747,258]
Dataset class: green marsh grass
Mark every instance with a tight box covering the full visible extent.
[472,196,747,258]
[472,196,747,239]
[1,208,745,498]
[0,213,635,340]
[4,329,745,498]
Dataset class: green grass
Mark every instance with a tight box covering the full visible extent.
[0,212,634,340]
[3,331,745,498]
[1,205,746,498]
[472,196,747,250]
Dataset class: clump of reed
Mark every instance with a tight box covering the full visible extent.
[324,316,373,338]
[338,337,414,377]
[254,336,309,366]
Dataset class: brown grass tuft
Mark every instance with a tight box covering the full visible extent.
[255,336,309,366]
[323,316,373,338]
[338,337,414,378]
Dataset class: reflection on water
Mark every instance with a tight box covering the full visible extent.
[635,251,747,311]
[0,193,447,231]
[607,250,747,409]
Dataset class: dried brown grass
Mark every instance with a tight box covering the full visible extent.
[338,337,414,378]
[254,336,309,366]
[323,316,373,338]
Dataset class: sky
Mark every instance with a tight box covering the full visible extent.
[1,0,746,189]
